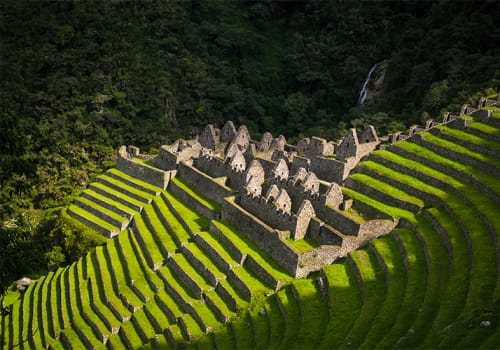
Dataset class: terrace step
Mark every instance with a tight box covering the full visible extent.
[249,301,271,349]
[360,237,406,349]
[181,242,226,286]
[215,279,248,312]
[289,280,329,350]
[375,228,427,349]
[152,196,189,248]
[74,196,130,230]
[460,120,500,143]
[343,249,387,349]
[169,176,221,219]
[81,189,136,219]
[203,290,233,323]
[430,125,500,158]
[131,214,169,269]
[107,168,162,195]
[96,175,153,204]
[318,262,362,349]
[345,173,424,213]
[89,182,145,212]
[276,286,301,350]
[142,204,177,255]
[391,142,500,201]
[168,253,214,299]
[413,131,500,177]
[67,205,120,237]
[230,313,255,350]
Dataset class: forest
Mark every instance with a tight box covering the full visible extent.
[1,0,499,293]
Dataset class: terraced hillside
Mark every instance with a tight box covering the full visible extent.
[1,101,499,349]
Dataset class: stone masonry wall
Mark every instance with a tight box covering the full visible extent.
[222,197,299,276]
[116,156,171,189]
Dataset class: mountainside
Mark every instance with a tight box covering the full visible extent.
[1,0,500,325]
[1,97,499,349]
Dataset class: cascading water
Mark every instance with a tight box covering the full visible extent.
[358,60,386,106]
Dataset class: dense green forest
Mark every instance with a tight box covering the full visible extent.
[1,0,499,293]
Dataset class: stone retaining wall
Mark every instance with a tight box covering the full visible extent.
[117,156,171,189]
[222,197,300,276]
[168,177,219,220]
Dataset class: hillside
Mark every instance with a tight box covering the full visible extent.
[1,96,498,349]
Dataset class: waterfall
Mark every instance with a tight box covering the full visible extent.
[358,60,385,106]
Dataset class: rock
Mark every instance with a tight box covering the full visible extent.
[16,277,32,292]
[480,321,491,328]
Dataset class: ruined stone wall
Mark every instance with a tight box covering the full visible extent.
[309,156,347,183]
[194,156,227,178]
[155,146,178,170]
[177,162,235,203]
[222,197,299,276]
[117,156,171,189]
[315,205,361,236]
[239,194,296,231]
[308,218,344,246]
[295,245,341,278]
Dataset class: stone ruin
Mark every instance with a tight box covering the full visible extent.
[112,88,499,277]
[115,120,404,277]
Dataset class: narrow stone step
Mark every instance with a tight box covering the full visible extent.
[107,168,162,195]
[89,182,144,212]
[67,205,119,237]
[97,175,153,204]
[74,197,130,230]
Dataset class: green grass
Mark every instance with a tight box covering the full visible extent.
[83,189,137,216]
[350,172,425,208]
[183,242,226,281]
[142,205,177,254]
[421,208,470,348]
[419,131,500,169]
[360,237,406,349]
[119,318,144,348]
[212,220,290,281]
[90,181,146,209]
[75,196,129,223]
[375,228,427,349]
[398,216,450,347]
[98,174,153,201]
[290,279,329,350]
[276,286,302,350]
[467,121,500,136]
[249,302,271,349]
[213,324,237,350]
[171,253,213,293]
[172,176,222,212]
[342,249,386,348]
[230,313,255,350]
[341,187,415,221]
[285,236,318,253]
[163,190,211,233]
[196,231,239,268]
[265,295,285,349]
[105,238,145,307]
[132,212,170,263]
[68,204,118,232]
[154,195,192,244]
[107,168,162,193]
[231,266,269,294]
[318,262,362,349]
[435,125,500,151]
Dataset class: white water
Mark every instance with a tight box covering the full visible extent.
[358,61,384,106]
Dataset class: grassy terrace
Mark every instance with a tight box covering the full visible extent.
[376,228,427,349]
[394,142,500,195]
[212,220,290,282]
[318,262,362,349]
[418,130,500,170]
[290,280,329,350]
[343,249,386,349]
[275,285,301,350]
[107,168,162,194]
[436,125,500,151]
[97,174,153,202]
[82,189,137,217]
[142,205,177,254]
[231,313,255,349]
[154,195,193,244]
[68,204,118,232]
[131,213,168,266]
[172,176,222,212]
[349,172,425,209]
[75,196,129,224]
[360,237,406,349]
[89,181,146,210]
